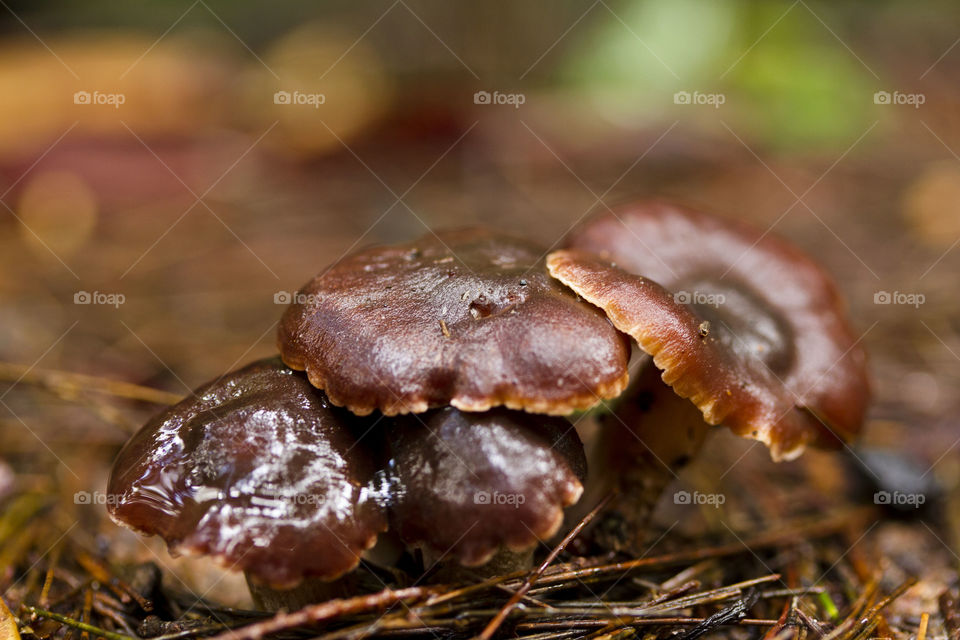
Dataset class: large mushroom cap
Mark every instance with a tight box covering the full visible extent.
[278,228,629,416]
[551,201,869,460]
[107,358,387,589]
[386,407,586,567]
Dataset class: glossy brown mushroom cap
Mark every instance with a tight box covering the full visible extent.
[278,228,629,416]
[107,358,387,589]
[547,246,867,461]
[386,407,586,566]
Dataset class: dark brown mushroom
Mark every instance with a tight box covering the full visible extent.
[557,200,869,457]
[385,407,586,578]
[107,358,387,609]
[278,228,629,417]
[548,201,869,547]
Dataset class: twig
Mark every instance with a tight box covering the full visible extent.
[796,609,832,636]
[22,605,135,640]
[521,507,875,589]
[918,612,930,640]
[0,362,182,406]
[38,544,62,607]
[677,588,760,639]
[80,589,92,640]
[849,577,917,640]
[478,493,613,640]
[76,550,153,612]
[514,617,778,630]
[205,587,437,640]
[91,599,139,637]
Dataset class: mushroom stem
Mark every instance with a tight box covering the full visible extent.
[579,363,712,552]
[420,547,535,583]
[244,573,362,611]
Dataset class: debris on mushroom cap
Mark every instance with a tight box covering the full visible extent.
[547,245,868,461]
[278,227,630,417]
[386,407,586,567]
[107,358,387,589]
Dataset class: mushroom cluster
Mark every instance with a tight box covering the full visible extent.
[107,202,869,608]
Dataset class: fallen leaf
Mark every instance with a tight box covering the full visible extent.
[0,596,21,640]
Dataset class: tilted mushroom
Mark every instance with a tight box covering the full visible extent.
[386,407,586,579]
[278,227,630,416]
[549,200,869,547]
[107,358,388,610]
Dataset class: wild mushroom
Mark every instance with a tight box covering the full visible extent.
[271,227,618,576]
[386,407,586,579]
[549,200,869,547]
[277,227,630,416]
[107,358,388,610]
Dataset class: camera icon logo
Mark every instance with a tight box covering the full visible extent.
[274,90,292,105]
[474,90,491,105]
[873,91,891,105]
[874,491,891,504]
[74,291,92,304]
[74,91,91,104]
[873,291,891,304]
[673,91,691,104]
[74,491,92,504]
[274,291,292,304]
[674,490,691,504]
[674,290,692,304]
[473,491,491,504]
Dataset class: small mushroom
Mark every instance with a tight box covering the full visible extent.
[386,407,586,579]
[548,200,869,544]
[107,358,387,610]
[278,228,630,416]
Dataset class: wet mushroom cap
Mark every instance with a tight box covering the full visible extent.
[386,407,586,567]
[278,228,629,416]
[107,358,387,589]
[547,243,868,460]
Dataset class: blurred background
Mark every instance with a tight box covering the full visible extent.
[1,0,960,614]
